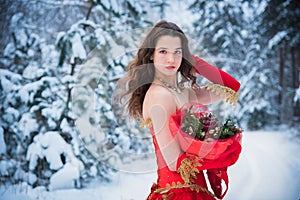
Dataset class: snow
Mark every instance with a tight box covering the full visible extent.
[101,0,110,9]
[3,42,16,58]
[24,131,84,191]
[3,107,20,124]
[27,172,38,185]
[23,62,45,79]
[10,13,24,28]
[0,69,22,93]
[164,0,196,29]
[110,0,120,14]
[18,81,43,104]
[213,29,225,43]
[70,32,87,64]
[26,131,83,171]
[18,113,39,138]
[0,127,6,155]
[268,31,287,49]
[0,76,15,93]
[294,86,300,103]
[49,163,81,191]
[226,131,300,200]
[55,32,66,46]
[1,130,300,199]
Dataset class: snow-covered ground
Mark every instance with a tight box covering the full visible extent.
[1,130,300,200]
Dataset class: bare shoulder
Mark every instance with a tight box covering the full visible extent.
[143,84,177,119]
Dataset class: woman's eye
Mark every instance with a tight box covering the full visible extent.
[159,50,168,54]
[174,50,182,55]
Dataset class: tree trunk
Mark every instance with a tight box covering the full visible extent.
[292,46,300,120]
[278,47,284,105]
[291,47,296,88]
[278,46,285,122]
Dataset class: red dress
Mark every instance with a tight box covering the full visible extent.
[144,103,242,200]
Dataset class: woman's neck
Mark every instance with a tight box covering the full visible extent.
[154,74,178,88]
[154,74,182,94]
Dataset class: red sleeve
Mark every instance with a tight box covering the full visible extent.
[193,55,240,92]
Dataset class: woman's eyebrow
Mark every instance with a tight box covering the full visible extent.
[156,47,182,50]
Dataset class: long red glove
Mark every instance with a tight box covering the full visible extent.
[193,55,240,92]
[207,167,228,199]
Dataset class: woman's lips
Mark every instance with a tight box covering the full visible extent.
[166,66,176,70]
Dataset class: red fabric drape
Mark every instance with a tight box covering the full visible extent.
[169,103,242,199]
[169,103,242,170]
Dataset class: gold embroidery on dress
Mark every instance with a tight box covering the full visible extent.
[152,154,215,198]
[204,83,239,105]
[162,193,172,200]
[140,118,152,128]
[142,118,216,199]
[177,154,203,184]
[154,181,215,198]
[189,184,215,196]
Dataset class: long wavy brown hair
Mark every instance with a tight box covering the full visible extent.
[115,21,197,120]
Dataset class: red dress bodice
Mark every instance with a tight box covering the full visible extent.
[144,103,242,200]
[151,126,208,188]
[146,126,216,200]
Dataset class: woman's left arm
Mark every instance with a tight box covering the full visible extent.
[191,55,240,105]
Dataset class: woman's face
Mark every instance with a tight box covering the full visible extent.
[152,35,182,77]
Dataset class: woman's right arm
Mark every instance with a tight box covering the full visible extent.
[146,89,183,172]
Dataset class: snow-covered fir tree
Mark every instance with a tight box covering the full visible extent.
[0,0,299,191]
[189,0,300,129]
[0,0,155,189]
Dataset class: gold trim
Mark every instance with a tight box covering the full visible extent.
[140,118,152,128]
[154,182,215,197]
[162,193,172,200]
[204,83,239,105]
[152,154,216,197]
[177,156,203,184]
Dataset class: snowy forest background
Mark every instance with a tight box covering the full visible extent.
[0,0,300,196]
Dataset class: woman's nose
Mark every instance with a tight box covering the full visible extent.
[167,53,175,63]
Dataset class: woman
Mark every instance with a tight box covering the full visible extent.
[116,21,241,200]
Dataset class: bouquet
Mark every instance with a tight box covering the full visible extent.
[180,105,243,141]
[169,103,242,161]
[169,103,243,199]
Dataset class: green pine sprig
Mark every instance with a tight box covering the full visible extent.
[181,106,243,141]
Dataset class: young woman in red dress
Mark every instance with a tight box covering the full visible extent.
[116,20,241,200]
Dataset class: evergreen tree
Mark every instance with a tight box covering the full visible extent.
[259,0,300,124]
[0,0,154,189]
[188,0,300,129]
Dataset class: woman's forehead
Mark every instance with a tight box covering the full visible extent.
[155,35,182,49]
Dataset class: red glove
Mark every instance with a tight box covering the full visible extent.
[207,167,229,199]
[193,55,240,92]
